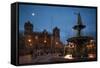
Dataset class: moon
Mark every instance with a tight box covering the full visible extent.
[32,12,35,16]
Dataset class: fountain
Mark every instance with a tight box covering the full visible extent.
[67,13,94,59]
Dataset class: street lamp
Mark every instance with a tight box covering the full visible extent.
[35,35,38,40]
[28,39,31,42]
[56,42,58,45]
[27,39,33,46]
[63,44,68,56]
[44,40,47,43]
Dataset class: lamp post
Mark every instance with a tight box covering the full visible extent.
[35,35,39,56]
[44,39,47,55]
[28,38,32,47]
[64,44,67,56]
[35,35,38,49]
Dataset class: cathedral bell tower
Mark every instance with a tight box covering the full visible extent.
[24,21,33,47]
[53,27,60,39]
[24,21,33,35]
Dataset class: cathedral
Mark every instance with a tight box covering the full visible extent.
[19,21,64,58]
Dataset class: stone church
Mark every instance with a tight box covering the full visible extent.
[19,21,64,57]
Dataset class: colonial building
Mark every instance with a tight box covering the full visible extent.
[19,21,64,57]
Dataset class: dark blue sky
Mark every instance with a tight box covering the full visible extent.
[19,4,96,43]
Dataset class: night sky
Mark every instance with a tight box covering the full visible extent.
[19,4,96,44]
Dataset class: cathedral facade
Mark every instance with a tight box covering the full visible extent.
[19,21,64,57]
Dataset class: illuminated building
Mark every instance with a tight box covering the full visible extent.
[19,21,64,57]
